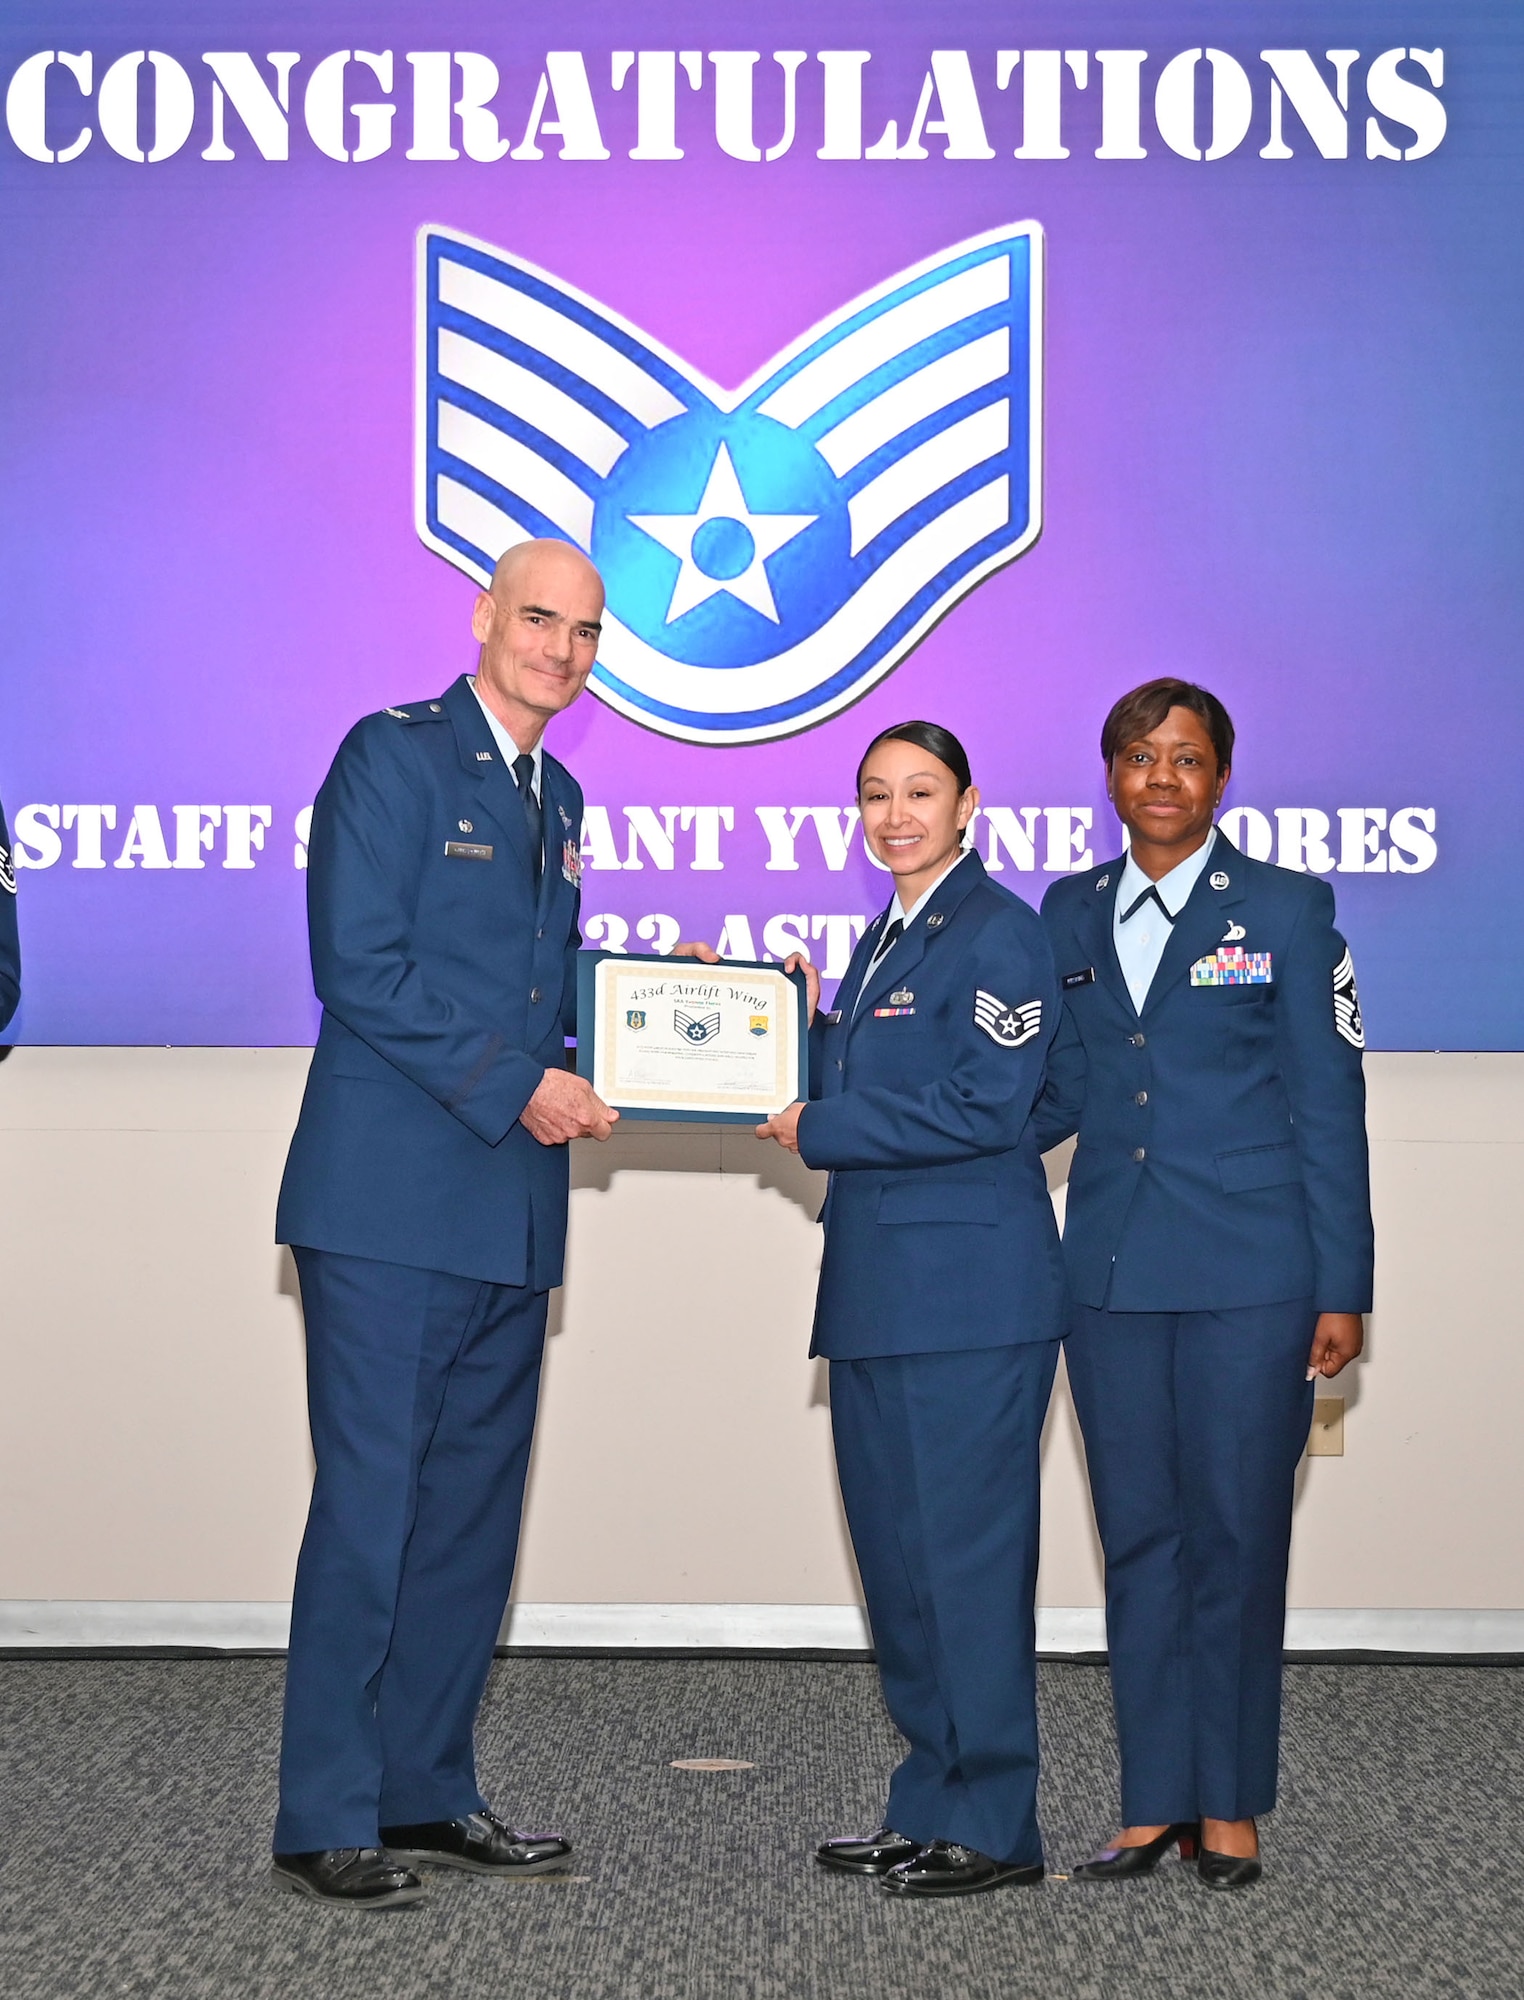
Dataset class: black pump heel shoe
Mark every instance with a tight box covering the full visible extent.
[1196,1845,1262,1889]
[1071,1823,1200,1881]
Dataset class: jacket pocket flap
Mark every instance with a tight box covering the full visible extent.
[328,1041,403,1085]
[878,1181,998,1226]
[1215,1143,1301,1194]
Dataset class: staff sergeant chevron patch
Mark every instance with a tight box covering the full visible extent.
[416,223,1043,744]
[1332,948,1365,1049]
[974,990,1042,1048]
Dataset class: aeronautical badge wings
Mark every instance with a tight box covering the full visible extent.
[974,990,1042,1048]
[1332,948,1365,1049]
[416,223,1043,744]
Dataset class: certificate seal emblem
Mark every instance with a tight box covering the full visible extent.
[675,1007,721,1045]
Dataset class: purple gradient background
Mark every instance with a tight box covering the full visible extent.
[1,1,1519,1045]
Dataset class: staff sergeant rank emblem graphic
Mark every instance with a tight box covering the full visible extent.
[675,1007,721,1045]
[974,990,1042,1047]
[416,223,1043,744]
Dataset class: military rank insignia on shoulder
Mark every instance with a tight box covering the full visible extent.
[974,990,1042,1047]
[382,706,410,720]
[1332,948,1365,1048]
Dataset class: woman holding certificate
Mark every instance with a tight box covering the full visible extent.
[757,721,1064,1899]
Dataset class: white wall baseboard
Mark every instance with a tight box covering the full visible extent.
[3,1601,1523,1654]
[0,1600,296,1648]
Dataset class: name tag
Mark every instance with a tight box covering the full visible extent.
[1062,967,1096,990]
[822,1009,843,1027]
[444,841,494,861]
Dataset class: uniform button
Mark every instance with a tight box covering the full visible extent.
[1132,1146,1146,1162]
[530,987,542,1003]
[536,927,545,939]
[1135,1090,1148,1106]
[429,702,442,712]
[835,1059,844,1070]
[1130,1033,1146,1047]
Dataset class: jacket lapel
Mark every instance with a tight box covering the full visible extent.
[537,756,577,921]
[442,675,535,871]
[1143,833,1249,1018]
[849,851,987,1031]
[834,915,885,1024]
[1068,855,1131,1013]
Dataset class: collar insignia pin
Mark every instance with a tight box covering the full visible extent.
[1210,870,1230,890]
[476,750,493,761]
[925,912,945,930]
[1095,874,1109,890]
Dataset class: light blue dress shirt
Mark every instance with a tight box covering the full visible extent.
[470,678,542,802]
[1112,828,1219,1013]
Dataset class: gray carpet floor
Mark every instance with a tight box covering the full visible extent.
[0,1656,1520,1999]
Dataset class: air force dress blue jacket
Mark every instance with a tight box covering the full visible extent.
[0,793,18,1033]
[1036,839,1374,1315]
[276,675,583,1289]
[797,854,1066,1360]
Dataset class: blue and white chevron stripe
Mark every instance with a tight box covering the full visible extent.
[416,222,1042,744]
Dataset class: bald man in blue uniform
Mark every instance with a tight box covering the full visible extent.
[272,541,622,1910]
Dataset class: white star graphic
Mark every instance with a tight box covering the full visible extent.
[627,443,815,625]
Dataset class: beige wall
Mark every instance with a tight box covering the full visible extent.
[0,1046,1520,1618]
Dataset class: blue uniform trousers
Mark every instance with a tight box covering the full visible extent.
[274,1247,548,1853]
[1064,1298,1316,1824]
[829,1341,1059,1868]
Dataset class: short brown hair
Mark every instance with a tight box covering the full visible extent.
[1100,678,1235,773]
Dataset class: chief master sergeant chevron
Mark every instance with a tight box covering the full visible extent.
[272,540,630,1910]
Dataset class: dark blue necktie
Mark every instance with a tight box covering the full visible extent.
[872,916,905,963]
[1120,884,1172,925]
[512,753,542,881]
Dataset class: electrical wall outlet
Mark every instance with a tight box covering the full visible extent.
[1307,1398,1345,1456]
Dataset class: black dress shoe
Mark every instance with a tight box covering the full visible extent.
[815,1828,922,1875]
[880,1840,1045,1897]
[1071,1823,1200,1881]
[271,1847,424,1909]
[379,1808,571,1877]
[1197,1846,1263,1890]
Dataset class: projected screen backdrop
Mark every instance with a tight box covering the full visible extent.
[1,1,1518,1048]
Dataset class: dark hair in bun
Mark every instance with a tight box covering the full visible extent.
[855,721,973,796]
